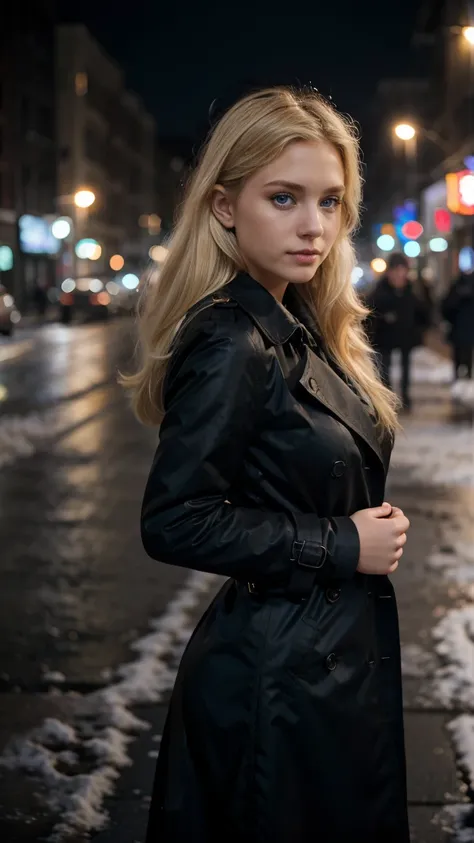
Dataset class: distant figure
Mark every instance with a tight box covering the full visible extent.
[33,280,48,320]
[441,270,474,380]
[366,253,430,410]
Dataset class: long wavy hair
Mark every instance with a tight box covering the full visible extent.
[121,86,399,433]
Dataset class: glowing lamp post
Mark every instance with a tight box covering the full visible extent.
[462,26,474,45]
[74,189,96,209]
[394,123,416,141]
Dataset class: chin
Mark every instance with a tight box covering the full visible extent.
[286,265,319,285]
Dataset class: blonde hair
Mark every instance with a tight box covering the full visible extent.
[122,86,399,433]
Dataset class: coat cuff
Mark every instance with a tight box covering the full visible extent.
[286,513,360,596]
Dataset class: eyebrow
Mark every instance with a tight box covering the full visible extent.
[264,180,345,193]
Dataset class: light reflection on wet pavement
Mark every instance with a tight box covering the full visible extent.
[0,320,191,691]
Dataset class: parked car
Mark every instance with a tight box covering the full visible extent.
[0,285,21,336]
[58,276,139,323]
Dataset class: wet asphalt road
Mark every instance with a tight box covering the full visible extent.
[0,319,191,692]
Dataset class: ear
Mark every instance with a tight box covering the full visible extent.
[211,185,235,229]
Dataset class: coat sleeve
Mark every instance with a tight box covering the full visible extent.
[141,315,361,591]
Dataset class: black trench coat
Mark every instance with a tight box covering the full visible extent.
[142,272,409,843]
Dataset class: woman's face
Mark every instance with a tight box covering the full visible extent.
[212,140,345,299]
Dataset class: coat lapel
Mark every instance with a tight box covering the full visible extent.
[299,347,389,472]
[284,285,392,473]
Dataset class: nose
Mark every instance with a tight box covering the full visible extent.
[298,204,324,239]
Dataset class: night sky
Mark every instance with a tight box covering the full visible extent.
[60,0,423,153]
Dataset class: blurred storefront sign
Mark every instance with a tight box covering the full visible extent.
[393,200,418,245]
[446,170,474,216]
[420,176,474,296]
[18,215,61,256]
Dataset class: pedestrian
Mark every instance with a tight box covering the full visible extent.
[33,279,48,320]
[122,86,411,843]
[441,269,474,380]
[365,252,430,410]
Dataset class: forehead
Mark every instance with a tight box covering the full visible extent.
[252,140,345,189]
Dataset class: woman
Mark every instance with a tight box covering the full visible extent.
[123,87,410,843]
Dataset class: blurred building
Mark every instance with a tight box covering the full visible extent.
[0,1,57,307]
[154,142,187,234]
[416,0,474,157]
[365,1,474,297]
[55,24,159,281]
[415,0,474,292]
[363,77,434,225]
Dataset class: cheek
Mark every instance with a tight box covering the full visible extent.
[324,213,342,248]
[236,204,280,249]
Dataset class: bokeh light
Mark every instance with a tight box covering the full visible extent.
[429,237,448,253]
[74,189,96,209]
[51,218,72,240]
[149,245,169,263]
[89,278,104,293]
[110,254,125,271]
[404,241,421,258]
[61,278,76,293]
[75,239,102,260]
[371,258,387,273]
[350,266,364,285]
[376,234,395,251]
[459,246,474,273]
[122,273,140,290]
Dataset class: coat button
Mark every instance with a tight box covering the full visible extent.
[325,587,341,604]
[308,377,318,393]
[325,653,338,671]
[331,460,346,478]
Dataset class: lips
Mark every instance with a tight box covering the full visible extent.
[289,250,321,256]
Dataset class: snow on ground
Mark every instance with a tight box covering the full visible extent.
[392,423,474,487]
[391,347,474,835]
[0,569,218,840]
[453,380,474,409]
[392,347,453,385]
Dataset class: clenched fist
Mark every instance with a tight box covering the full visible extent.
[350,502,410,576]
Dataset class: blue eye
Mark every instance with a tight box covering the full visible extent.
[271,193,295,208]
[321,196,342,209]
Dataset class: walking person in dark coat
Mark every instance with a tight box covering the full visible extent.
[442,270,474,380]
[122,86,411,843]
[366,252,430,410]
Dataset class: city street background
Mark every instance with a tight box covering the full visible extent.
[2,0,474,840]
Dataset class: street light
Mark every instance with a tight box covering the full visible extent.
[394,123,416,141]
[462,26,474,45]
[74,189,96,209]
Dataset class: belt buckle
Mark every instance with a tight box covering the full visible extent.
[247,582,258,594]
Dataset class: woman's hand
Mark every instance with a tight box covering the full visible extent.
[350,502,410,576]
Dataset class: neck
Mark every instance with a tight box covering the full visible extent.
[246,269,288,303]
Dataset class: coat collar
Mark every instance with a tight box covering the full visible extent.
[226,273,302,345]
[224,272,390,472]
